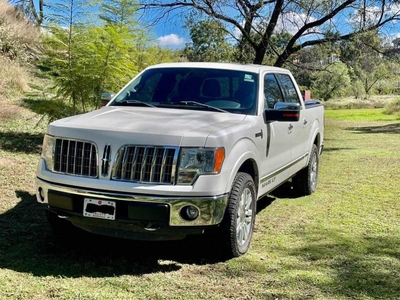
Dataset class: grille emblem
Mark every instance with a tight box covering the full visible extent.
[101,144,111,176]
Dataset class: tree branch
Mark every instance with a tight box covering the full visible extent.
[275,0,356,66]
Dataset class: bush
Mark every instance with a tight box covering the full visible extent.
[384,98,400,115]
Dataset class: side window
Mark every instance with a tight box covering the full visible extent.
[276,74,300,104]
[264,74,284,109]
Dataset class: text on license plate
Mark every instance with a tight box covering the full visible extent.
[83,198,116,220]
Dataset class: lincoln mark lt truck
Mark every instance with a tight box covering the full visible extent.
[36,62,324,257]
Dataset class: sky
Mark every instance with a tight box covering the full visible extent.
[32,0,400,49]
[29,0,189,48]
[140,2,400,48]
[138,7,191,49]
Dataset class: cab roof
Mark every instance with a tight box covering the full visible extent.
[146,62,290,74]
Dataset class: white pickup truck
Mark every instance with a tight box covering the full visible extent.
[36,62,324,257]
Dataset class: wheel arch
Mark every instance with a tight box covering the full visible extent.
[237,159,259,194]
[308,119,323,161]
[223,138,260,196]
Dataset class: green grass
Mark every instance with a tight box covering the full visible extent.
[1,101,399,299]
[325,108,400,121]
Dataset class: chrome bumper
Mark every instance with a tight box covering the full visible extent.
[36,177,229,227]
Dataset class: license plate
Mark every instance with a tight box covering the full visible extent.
[83,198,116,220]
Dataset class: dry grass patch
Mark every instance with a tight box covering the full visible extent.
[0,57,29,97]
[324,95,397,110]
[0,0,39,60]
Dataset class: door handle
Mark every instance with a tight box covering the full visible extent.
[288,124,293,130]
[303,119,308,125]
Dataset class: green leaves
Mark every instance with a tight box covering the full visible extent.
[184,19,234,62]
[311,62,351,101]
[37,0,179,120]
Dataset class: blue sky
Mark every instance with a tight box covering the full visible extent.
[140,2,400,48]
[33,0,189,48]
[143,11,188,49]
[33,1,400,49]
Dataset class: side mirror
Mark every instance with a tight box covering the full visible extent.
[100,93,115,107]
[264,102,300,122]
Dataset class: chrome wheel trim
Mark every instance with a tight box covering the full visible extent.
[236,187,253,247]
[310,151,318,191]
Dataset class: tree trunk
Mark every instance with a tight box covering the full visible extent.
[253,46,266,65]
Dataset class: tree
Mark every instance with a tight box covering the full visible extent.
[340,31,390,97]
[183,19,234,62]
[311,62,351,101]
[289,42,341,89]
[11,0,44,26]
[140,0,400,66]
[40,0,181,117]
[100,0,139,29]
[41,0,91,113]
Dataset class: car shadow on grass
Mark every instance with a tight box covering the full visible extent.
[346,122,400,134]
[1,190,273,278]
[0,131,43,154]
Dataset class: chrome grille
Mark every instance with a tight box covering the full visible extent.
[112,146,177,184]
[54,138,98,177]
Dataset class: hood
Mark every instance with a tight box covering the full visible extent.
[48,106,246,147]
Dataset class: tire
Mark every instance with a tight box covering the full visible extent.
[217,172,257,258]
[293,144,319,196]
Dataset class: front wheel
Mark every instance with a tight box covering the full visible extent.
[217,172,256,258]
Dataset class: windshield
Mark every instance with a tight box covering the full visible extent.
[109,67,259,115]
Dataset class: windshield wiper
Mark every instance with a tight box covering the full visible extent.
[119,100,156,108]
[179,101,228,113]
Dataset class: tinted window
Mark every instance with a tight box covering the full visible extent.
[264,74,284,109]
[110,68,259,115]
[276,74,300,104]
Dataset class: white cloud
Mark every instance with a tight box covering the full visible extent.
[276,12,318,35]
[157,34,185,47]
[349,4,400,26]
[232,12,319,40]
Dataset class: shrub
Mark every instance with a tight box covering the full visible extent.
[384,98,400,115]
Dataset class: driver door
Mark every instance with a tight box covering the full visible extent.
[257,73,292,195]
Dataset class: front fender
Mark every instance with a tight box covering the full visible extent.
[222,137,259,195]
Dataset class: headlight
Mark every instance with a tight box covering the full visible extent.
[41,134,55,171]
[177,147,225,184]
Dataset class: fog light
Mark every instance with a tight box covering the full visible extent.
[180,205,199,221]
[38,187,45,202]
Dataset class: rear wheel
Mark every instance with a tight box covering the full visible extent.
[217,172,256,258]
[293,144,319,196]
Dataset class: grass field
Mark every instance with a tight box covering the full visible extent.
[0,101,399,299]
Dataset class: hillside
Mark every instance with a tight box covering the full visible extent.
[0,0,39,99]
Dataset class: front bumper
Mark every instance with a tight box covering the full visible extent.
[36,177,229,238]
